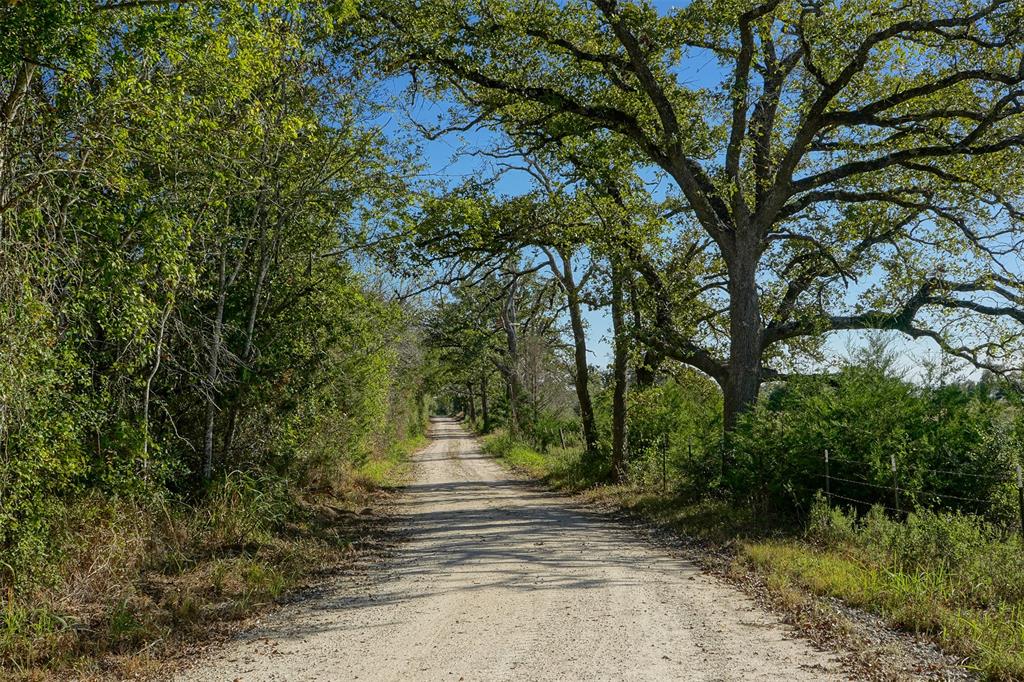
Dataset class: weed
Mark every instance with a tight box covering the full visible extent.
[0,428,427,679]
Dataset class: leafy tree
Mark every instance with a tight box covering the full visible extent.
[360,0,1024,431]
[0,0,426,583]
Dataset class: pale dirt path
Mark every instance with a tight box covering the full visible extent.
[176,418,848,681]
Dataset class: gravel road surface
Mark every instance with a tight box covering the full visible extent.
[176,417,846,681]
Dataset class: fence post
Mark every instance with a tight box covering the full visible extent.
[1016,462,1024,540]
[824,449,831,505]
[558,427,566,450]
[890,453,900,515]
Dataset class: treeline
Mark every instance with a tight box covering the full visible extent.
[1,1,431,664]
[427,269,1024,525]
[357,0,1024,524]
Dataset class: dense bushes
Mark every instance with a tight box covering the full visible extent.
[607,372,722,492]
[587,341,1024,528]
[729,363,1018,523]
[493,339,1021,530]
[0,3,433,672]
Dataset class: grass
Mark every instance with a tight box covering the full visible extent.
[357,434,427,489]
[0,435,424,680]
[745,504,1024,680]
[481,430,765,543]
[483,429,1024,681]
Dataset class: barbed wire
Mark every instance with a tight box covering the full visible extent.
[823,473,893,491]
[827,492,902,514]
[827,456,874,468]
[914,465,1011,481]
[825,454,1013,482]
[917,489,996,505]
[819,475,998,507]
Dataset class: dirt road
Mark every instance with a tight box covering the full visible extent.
[177,417,846,681]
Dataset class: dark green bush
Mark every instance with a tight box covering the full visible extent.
[594,370,721,491]
[729,361,1017,523]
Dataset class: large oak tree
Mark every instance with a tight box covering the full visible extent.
[360,0,1024,430]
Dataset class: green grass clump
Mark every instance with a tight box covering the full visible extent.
[481,430,608,490]
[356,434,427,489]
[743,498,1024,680]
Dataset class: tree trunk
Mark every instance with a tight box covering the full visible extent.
[203,251,228,481]
[466,382,476,423]
[628,278,661,388]
[635,350,662,389]
[480,374,490,432]
[610,258,628,483]
[0,62,35,220]
[222,243,273,456]
[499,277,526,434]
[722,253,764,434]
[566,288,599,458]
[554,249,599,459]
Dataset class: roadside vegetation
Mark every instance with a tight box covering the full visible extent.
[0,445,420,679]
[1,2,433,678]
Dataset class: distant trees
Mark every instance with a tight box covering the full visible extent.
[362,0,1024,432]
[391,169,658,472]
[424,265,577,444]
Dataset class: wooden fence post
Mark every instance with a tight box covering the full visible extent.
[824,449,831,505]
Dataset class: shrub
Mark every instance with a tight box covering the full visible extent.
[592,371,721,491]
[729,359,1016,523]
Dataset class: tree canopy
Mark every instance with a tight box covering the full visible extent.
[360,0,1024,427]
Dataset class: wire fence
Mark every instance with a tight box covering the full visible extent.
[818,448,1024,536]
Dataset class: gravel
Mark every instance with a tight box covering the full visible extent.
[176,418,856,681]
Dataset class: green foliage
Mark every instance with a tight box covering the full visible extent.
[595,371,722,491]
[729,358,1016,521]
[0,5,432,673]
[363,0,1024,433]
[765,498,1024,679]
[356,433,428,489]
[521,413,580,453]
[7,0,1024,675]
